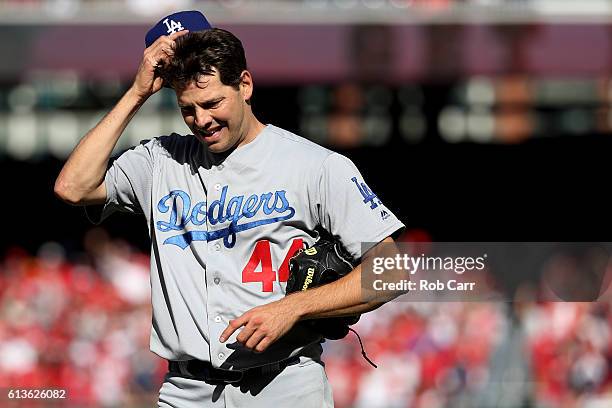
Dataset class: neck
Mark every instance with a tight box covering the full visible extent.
[211,114,265,160]
[239,114,266,147]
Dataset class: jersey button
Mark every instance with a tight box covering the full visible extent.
[217,164,224,170]
[214,183,221,191]
[214,316,222,323]
[214,243,221,251]
[218,353,225,360]
[213,277,220,285]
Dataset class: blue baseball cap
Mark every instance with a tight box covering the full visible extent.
[145,10,212,48]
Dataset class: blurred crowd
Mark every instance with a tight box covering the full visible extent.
[1,230,612,407]
[521,301,612,408]
[0,230,162,406]
[326,301,507,407]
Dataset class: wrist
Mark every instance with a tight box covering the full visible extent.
[125,86,150,106]
[283,291,309,320]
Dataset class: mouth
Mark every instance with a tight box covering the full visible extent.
[196,127,224,143]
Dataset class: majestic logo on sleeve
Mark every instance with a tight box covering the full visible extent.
[351,177,381,210]
[155,186,295,249]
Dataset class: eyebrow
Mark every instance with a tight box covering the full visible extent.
[178,97,224,108]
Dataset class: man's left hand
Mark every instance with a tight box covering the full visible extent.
[219,299,301,352]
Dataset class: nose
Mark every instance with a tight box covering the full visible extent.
[194,107,213,129]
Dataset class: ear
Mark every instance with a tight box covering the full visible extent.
[239,70,254,102]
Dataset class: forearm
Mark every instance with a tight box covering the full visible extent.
[310,300,384,318]
[54,87,146,204]
[285,236,402,319]
[285,264,381,320]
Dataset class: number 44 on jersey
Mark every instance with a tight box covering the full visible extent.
[242,239,303,292]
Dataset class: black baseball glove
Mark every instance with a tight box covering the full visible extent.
[286,235,360,340]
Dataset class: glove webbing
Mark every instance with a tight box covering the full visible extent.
[348,328,377,368]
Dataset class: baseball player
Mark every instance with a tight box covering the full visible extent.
[54,10,404,408]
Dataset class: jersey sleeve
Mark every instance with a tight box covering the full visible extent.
[85,139,155,224]
[316,153,404,259]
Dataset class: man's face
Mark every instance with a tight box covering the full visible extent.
[176,70,248,153]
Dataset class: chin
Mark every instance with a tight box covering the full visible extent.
[206,140,236,154]
[193,135,223,152]
[206,144,227,153]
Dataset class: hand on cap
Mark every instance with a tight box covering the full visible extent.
[131,30,190,101]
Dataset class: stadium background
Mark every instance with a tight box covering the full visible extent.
[1,0,612,406]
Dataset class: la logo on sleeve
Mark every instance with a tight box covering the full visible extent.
[351,177,381,210]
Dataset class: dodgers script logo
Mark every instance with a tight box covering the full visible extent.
[156,186,295,249]
[351,177,381,210]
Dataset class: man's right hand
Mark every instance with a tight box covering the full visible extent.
[55,31,190,206]
[130,30,190,101]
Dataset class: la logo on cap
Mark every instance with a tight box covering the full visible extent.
[163,18,185,35]
[144,10,213,48]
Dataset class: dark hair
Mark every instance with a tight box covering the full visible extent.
[159,28,247,90]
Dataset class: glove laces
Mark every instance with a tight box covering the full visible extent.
[348,328,377,368]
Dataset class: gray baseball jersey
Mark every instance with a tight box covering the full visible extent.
[90,124,404,369]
